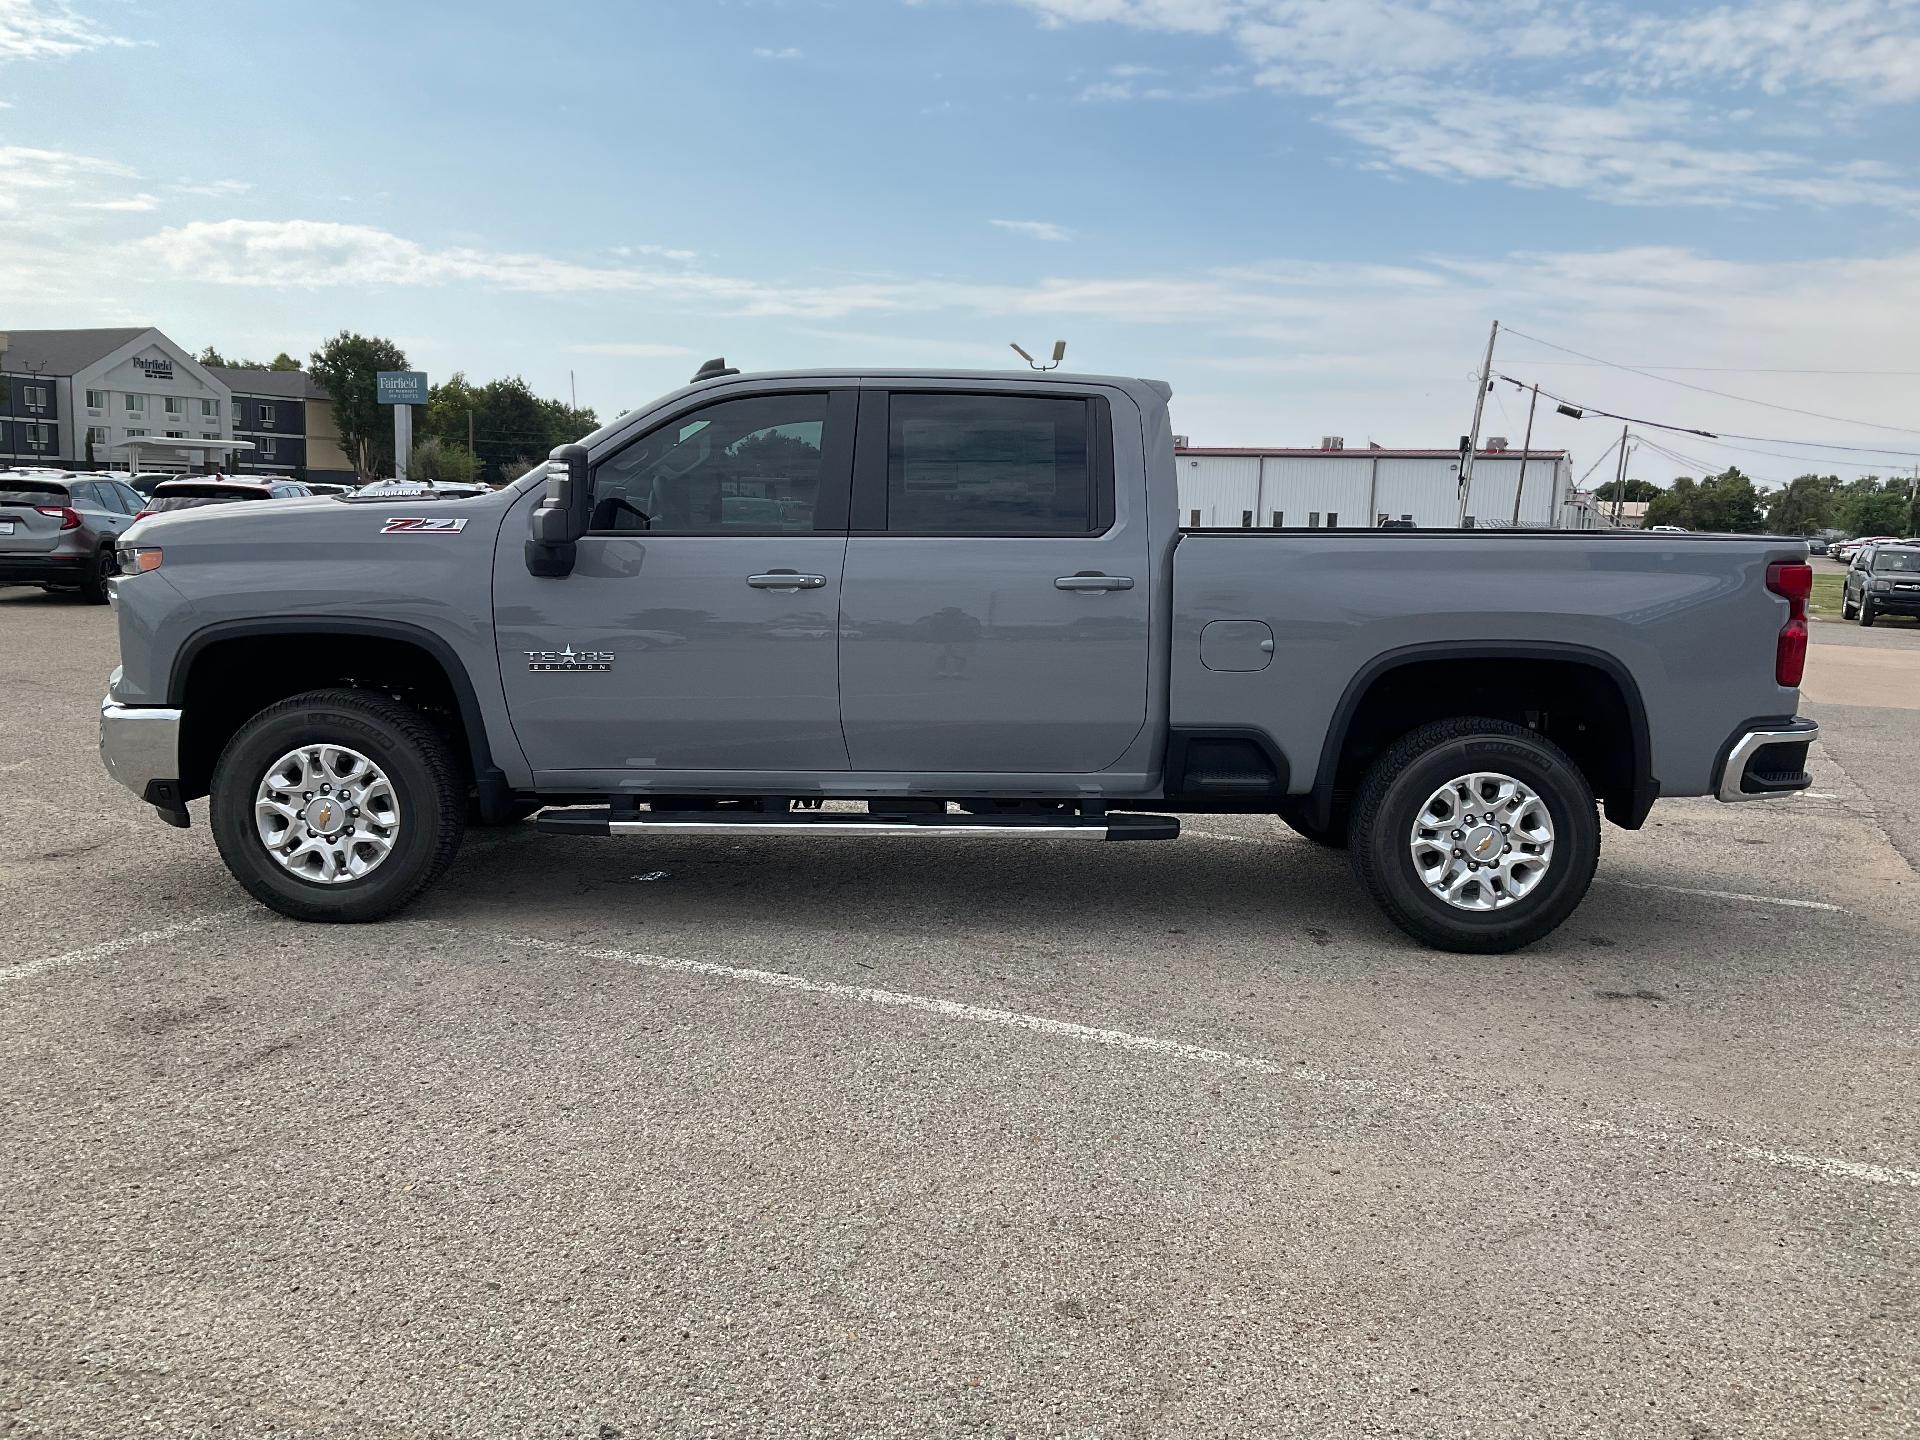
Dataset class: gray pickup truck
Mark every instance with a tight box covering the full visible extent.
[98,366,1817,952]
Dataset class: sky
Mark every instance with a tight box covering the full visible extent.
[5,0,1920,489]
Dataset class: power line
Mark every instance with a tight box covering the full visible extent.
[1513,360,1920,377]
[1502,327,1920,438]
[1494,372,1920,459]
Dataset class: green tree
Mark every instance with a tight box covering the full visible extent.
[269,351,301,372]
[1641,468,1764,532]
[309,331,410,480]
[421,372,596,484]
[407,436,480,486]
[1764,474,1840,535]
[1594,476,1662,504]
[197,346,303,373]
[1834,476,1915,537]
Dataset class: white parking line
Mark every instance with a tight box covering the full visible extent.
[1605,881,1846,913]
[408,921,1919,1192]
[0,907,253,985]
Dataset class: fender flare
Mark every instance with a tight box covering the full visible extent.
[167,616,513,819]
[1309,640,1658,831]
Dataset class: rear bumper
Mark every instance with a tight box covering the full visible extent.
[0,554,87,584]
[1716,718,1819,802]
[100,697,189,824]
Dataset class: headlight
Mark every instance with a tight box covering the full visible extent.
[1870,577,1893,590]
[115,544,164,574]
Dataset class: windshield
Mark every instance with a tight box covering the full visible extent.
[1872,549,1920,573]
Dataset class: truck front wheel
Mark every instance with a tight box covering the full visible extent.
[209,688,465,923]
[1349,717,1599,953]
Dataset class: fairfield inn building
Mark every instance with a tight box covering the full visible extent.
[0,327,353,483]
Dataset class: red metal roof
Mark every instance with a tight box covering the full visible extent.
[1176,447,1568,459]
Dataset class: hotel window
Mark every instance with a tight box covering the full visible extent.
[201,431,216,440]
[165,429,186,439]
[24,385,48,412]
[86,389,106,412]
[164,396,185,417]
[126,427,148,437]
[125,394,146,416]
[261,437,278,459]
[88,426,109,446]
[259,403,276,427]
[26,423,50,449]
[201,398,218,418]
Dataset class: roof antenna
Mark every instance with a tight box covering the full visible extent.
[1010,340,1066,372]
[691,356,740,383]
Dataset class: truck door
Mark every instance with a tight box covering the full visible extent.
[837,386,1151,774]
[493,388,855,778]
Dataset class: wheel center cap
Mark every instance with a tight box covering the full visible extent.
[302,796,347,836]
[1464,823,1502,859]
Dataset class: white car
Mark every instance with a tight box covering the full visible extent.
[1648,524,1689,534]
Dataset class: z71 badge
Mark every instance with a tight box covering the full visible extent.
[380,517,468,534]
[526,646,614,673]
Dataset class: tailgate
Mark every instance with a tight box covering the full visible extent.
[0,492,68,554]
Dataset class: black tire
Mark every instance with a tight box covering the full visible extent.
[210,688,465,922]
[1349,717,1600,954]
[78,546,115,605]
[1842,592,1859,620]
[1275,802,1348,850]
[1859,598,1876,627]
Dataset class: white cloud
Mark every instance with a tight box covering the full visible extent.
[172,178,252,198]
[73,191,156,211]
[610,242,698,262]
[751,45,802,59]
[990,218,1073,241]
[1323,87,1920,211]
[1007,0,1920,210]
[1610,0,1920,103]
[0,0,131,61]
[0,144,133,211]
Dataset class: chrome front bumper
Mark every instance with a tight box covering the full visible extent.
[99,696,183,800]
[1717,720,1820,803]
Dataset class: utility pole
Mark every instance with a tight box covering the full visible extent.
[1610,425,1630,526]
[1458,319,1499,526]
[468,408,475,460]
[1510,382,1539,527]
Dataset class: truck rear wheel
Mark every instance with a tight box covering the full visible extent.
[1349,717,1599,953]
[210,688,465,923]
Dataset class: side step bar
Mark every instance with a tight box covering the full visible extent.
[537,809,1180,842]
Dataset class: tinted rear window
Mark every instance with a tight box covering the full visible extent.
[145,492,263,513]
[0,481,67,504]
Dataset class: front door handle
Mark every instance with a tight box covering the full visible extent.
[747,571,827,590]
[1054,573,1134,592]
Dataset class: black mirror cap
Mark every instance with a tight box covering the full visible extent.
[525,538,577,578]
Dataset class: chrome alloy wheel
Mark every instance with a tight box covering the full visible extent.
[1409,770,1554,912]
[254,744,400,884]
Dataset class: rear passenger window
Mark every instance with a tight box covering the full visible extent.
[886,393,1099,535]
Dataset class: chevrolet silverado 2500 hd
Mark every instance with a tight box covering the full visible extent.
[98,366,1817,952]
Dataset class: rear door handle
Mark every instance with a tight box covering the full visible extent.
[747,571,827,590]
[1054,573,1134,592]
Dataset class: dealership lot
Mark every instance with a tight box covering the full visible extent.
[3,590,1918,1438]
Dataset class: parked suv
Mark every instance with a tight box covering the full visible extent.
[136,478,312,518]
[1842,541,1920,626]
[0,470,144,602]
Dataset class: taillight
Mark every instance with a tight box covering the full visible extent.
[1767,560,1811,688]
[36,505,81,530]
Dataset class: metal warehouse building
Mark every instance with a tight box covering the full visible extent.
[1175,440,1576,530]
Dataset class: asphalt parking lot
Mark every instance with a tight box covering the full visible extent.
[4,589,1918,1439]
